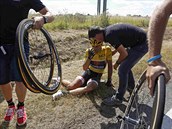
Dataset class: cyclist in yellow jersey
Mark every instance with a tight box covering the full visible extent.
[52,39,113,100]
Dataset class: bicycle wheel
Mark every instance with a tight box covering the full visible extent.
[120,70,166,129]
[18,58,41,93]
[16,19,62,95]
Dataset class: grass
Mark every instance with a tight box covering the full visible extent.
[42,14,172,30]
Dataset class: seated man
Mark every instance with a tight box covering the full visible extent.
[52,38,113,100]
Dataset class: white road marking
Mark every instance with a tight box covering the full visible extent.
[162,108,172,129]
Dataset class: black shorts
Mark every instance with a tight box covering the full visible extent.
[0,42,29,85]
[81,69,102,86]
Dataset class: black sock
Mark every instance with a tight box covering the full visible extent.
[17,101,24,109]
[7,99,15,106]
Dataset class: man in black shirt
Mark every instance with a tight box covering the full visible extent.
[0,0,54,126]
[88,23,148,106]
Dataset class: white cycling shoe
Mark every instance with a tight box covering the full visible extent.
[52,90,64,101]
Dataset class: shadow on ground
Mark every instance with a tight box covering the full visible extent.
[0,120,27,129]
[0,121,10,129]
[87,81,161,129]
[88,81,118,118]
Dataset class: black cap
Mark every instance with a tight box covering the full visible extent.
[88,26,104,39]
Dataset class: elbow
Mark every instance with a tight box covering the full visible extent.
[124,51,128,59]
[126,52,128,57]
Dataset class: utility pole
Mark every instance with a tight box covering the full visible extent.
[103,0,107,14]
[97,0,101,15]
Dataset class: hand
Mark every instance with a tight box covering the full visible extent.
[32,16,44,29]
[146,60,171,96]
[112,49,117,56]
[105,78,113,87]
[88,48,95,60]
[113,62,119,70]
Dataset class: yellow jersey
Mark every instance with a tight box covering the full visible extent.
[85,46,112,74]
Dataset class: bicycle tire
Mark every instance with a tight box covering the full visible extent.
[16,20,41,93]
[150,74,166,129]
[120,70,166,129]
[16,19,62,95]
[17,58,41,93]
[16,19,55,90]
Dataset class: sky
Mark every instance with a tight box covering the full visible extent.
[40,0,162,16]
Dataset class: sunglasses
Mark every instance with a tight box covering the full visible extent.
[90,38,103,47]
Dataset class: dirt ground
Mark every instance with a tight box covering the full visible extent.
[0,60,131,129]
[0,28,172,129]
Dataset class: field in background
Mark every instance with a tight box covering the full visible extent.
[42,14,172,30]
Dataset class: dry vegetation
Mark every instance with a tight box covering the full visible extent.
[0,27,172,129]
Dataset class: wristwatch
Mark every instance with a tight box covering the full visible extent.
[42,16,48,24]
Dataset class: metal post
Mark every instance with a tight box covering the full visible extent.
[97,0,101,15]
[103,0,107,14]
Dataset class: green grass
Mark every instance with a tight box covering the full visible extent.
[41,14,172,30]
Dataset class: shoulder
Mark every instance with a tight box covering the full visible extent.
[102,45,112,52]
[102,45,111,48]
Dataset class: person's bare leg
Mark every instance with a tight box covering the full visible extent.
[62,76,83,90]
[69,81,97,95]
[61,80,71,87]
[15,82,27,126]
[0,83,16,122]
[15,82,27,102]
[0,83,13,101]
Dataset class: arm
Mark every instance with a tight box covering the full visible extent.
[32,7,54,29]
[39,7,54,23]
[83,59,91,71]
[147,0,171,95]
[112,49,118,56]
[105,59,113,87]
[107,60,113,80]
[114,44,128,70]
[83,48,95,70]
[105,46,113,86]
[148,0,172,57]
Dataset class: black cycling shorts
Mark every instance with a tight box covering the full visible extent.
[81,69,102,86]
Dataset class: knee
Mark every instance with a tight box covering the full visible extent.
[76,76,84,85]
[84,86,94,92]
[86,80,98,91]
[118,66,130,76]
[15,82,25,87]
[118,67,125,76]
